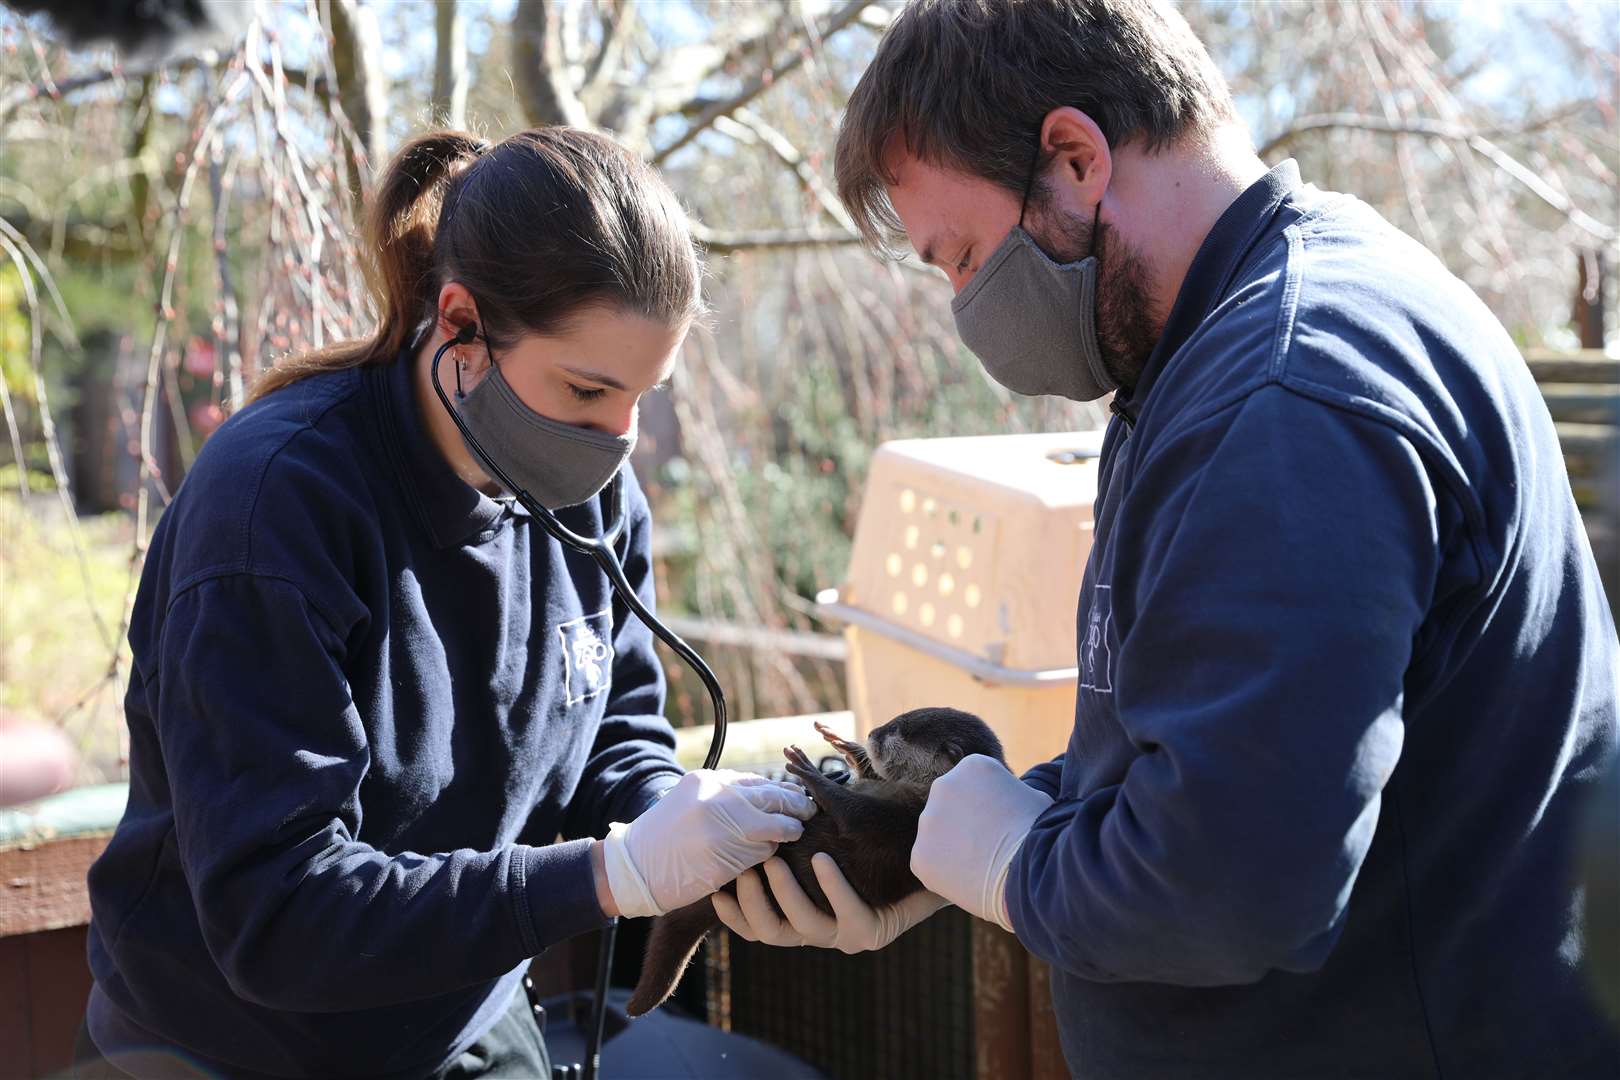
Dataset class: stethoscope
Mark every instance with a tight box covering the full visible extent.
[431,323,728,1080]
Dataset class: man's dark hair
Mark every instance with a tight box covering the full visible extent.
[835,0,1239,254]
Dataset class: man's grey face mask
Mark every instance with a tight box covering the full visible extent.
[455,358,635,511]
[948,150,1115,403]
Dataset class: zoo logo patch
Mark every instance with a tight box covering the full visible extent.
[558,609,615,706]
[1079,584,1113,695]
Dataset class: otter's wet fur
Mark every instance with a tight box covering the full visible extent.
[626,706,1005,1017]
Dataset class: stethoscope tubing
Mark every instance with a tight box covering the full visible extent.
[431,334,728,1080]
[429,335,728,760]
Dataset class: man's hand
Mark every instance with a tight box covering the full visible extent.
[912,754,1053,932]
[713,854,947,954]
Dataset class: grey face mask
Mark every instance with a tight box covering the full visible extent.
[454,354,635,511]
[948,150,1115,403]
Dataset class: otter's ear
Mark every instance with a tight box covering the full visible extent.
[943,740,965,763]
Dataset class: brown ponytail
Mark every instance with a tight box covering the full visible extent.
[248,131,486,402]
[248,126,701,403]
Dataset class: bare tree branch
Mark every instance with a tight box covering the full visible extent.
[675,94,723,118]
[560,0,586,79]
[0,230,34,497]
[1259,112,1618,242]
[690,223,864,253]
[0,217,112,652]
[592,6,779,149]
[0,57,322,128]
[581,0,635,103]
[717,107,858,235]
[246,32,341,350]
[321,0,389,198]
[1260,112,1459,157]
[209,140,244,411]
[1,210,142,263]
[0,56,194,126]
[0,178,48,224]
[651,0,872,166]
[858,5,895,32]
[699,6,794,85]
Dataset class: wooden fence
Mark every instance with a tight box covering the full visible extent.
[1527,349,1619,614]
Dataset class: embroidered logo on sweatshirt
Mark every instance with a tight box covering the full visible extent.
[1080,584,1113,694]
[558,609,615,705]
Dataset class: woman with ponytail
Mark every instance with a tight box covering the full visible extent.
[75,128,815,1080]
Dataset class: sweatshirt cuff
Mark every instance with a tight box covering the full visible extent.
[623,771,682,822]
[1019,758,1064,800]
[513,839,611,955]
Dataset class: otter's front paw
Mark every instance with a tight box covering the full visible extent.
[782,744,837,804]
[814,721,874,778]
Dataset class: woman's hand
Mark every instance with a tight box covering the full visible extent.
[712,853,948,953]
[598,770,816,918]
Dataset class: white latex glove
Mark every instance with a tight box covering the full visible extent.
[911,754,1053,932]
[712,853,948,954]
[601,770,816,918]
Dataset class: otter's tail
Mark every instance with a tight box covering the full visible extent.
[626,898,720,1017]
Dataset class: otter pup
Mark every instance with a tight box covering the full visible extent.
[626,706,1005,1017]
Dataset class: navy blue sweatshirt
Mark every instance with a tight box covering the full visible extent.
[1011,162,1620,1077]
[85,351,683,1078]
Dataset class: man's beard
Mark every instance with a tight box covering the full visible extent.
[1028,204,1162,392]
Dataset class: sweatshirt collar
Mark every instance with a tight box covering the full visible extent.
[370,349,528,549]
[1112,159,1302,425]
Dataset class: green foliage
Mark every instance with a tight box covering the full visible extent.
[55,265,147,346]
[0,266,33,405]
[0,492,134,781]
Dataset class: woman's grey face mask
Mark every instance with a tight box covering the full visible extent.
[948,155,1116,404]
[454,347,635,511]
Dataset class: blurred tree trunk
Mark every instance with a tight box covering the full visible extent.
[126,74,157,252]
[432,0,467,129]
[512,0,589,129]
[1575,250,1608,350]
[322,0,389,205]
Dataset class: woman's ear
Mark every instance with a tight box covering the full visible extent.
[435,281,482,344]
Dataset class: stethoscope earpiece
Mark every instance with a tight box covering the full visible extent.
[448,323,478,397]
